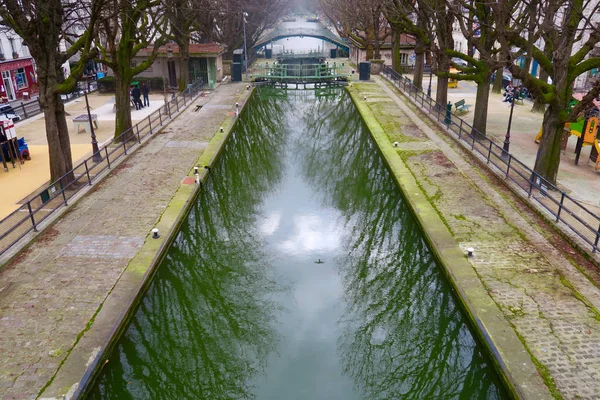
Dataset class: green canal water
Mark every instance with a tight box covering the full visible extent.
[87,88,507,399]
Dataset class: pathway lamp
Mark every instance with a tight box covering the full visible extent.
[243,12,249,80]
[83,75,102,163]
[503,78,520,157]
[427,65,433,98]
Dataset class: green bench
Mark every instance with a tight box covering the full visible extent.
[514,93,526,105]
[454,99,472,114]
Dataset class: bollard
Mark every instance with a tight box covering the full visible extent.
[444,102,452,125]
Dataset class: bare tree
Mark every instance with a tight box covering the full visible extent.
[96,0,168,138]
[320,0,389,61]
[444,0,517,135]
[165,0,196,90]
[499,0,600,184]
[384,0,454,107]
[208,0,291,59]
[0,0,104,182]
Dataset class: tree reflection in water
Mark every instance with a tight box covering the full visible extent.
[87,91,291,400]
[295,89,506,400]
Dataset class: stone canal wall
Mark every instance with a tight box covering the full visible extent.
[347,79,583,399]
[0,82,253,399]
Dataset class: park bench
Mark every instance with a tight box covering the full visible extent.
[454,99,472,114]
[514,93,526,105]
[73,114,99,135]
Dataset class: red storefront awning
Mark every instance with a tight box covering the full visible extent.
[0,58,34,73]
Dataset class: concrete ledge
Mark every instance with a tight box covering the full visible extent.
[346,84,553,400]
[40,87,255,399]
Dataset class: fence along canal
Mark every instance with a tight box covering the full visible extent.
[382,65,600,255]
[0,79,205,258]
[84,88,508,399]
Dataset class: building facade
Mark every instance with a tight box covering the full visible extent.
[0,32,37,102]
[349,33,416,67]
[117,43,226,90]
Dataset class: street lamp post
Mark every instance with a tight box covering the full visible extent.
[427,65,433,98]
[503,78,520,156]
[84,76,102,163]
[243,12,249,80]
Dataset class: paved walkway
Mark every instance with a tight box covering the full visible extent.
[405,74,600,214]
[0,92,170,219]
[0,81,248,399]
[355,76,600,399]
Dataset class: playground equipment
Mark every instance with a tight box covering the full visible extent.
[536,115,600,169]
[448,68,460,88]
[0,117,30,172]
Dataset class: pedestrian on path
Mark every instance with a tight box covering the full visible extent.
[142,83,150,107]
[132,85,142,110]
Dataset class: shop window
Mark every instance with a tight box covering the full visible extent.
[15,68,28,89]
[400,53,408,65]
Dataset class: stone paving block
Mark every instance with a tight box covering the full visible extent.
[55,235,144,259]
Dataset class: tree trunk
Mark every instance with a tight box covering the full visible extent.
[391,27,401,72]
[177,41,190,90]
[492,66,503,93]
[37,67,74,184]
[472,75,491,137]
[365,26,375,60]
[436,76,448,110]
[114,74,133,140]
[413,50,425,90]
[531,69,548,113]
[534,103,563,184]
[435,53,449,109]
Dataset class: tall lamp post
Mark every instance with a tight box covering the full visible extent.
[427,65,433,98]
[243,11,249,80]
[503,78,520,156]
[83,76,102,163]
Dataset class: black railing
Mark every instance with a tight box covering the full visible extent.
[381,65,600,254]
[4,82,99,123]
[0,79,206,257]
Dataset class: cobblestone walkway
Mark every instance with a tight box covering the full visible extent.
[355,77,600,400]
[0,82,247,399]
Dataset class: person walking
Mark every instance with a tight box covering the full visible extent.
[132,84,142,110]
[142,83,150,107]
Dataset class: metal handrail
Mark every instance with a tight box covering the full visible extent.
[0,78,205,257]
[381,65,600,253]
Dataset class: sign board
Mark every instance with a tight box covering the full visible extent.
[584,117,599,144]
[0,117,16,139]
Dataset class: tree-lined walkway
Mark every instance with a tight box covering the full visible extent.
[352,76,600,399]
[0,82,249,399]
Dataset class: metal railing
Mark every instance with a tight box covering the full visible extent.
[4,82,99,123]
[381,65,600,254]
[0,78,206,257]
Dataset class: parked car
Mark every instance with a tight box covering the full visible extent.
[0,105,21,122]
[491,71,512,89]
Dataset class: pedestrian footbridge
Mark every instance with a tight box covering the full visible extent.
[254,26,349,52]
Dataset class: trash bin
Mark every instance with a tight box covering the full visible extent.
[40,189,50,204]
[265,49,273,59]
[232,63,242,82]
[359,61,371,81]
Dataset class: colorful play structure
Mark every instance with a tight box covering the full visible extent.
[448,68,460,88]
[0,117,30,173]
[535,96,600,170]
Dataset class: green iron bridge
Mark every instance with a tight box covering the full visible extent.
[254,26,350,53]
[253,62,348,87]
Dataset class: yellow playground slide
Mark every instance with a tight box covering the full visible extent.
[535,117,585,143]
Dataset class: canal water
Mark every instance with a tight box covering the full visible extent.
[87,88,507,399]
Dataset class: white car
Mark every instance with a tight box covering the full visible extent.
[0,105,21,122]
